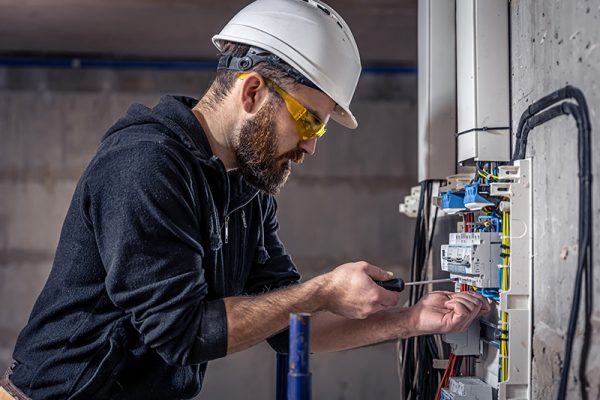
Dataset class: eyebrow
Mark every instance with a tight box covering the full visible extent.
[305,105,325,123]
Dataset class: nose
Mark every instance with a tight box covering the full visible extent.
[298,137,317,155]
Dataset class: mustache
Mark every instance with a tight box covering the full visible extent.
[278,148,305,164]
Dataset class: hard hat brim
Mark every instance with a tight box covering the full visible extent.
[332,104,358,130]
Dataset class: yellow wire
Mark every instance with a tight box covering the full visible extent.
[500,211,510,381]
[479,170,500,180]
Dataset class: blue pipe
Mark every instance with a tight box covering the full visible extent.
[0,57,217,71]
[288,313,311,400]
[0,56,417,75]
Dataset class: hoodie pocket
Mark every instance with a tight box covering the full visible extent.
[67,334,126,400]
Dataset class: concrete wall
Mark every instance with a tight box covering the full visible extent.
[0,67,417,399]
[511,1,600,398]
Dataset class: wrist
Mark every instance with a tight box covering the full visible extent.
[296,273,332,314]
[404,305,423,337]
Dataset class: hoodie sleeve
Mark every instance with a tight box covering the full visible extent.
[83,141,227,366]
[243,195,302,353]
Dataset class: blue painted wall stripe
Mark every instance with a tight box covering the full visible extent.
[0,56,417,75]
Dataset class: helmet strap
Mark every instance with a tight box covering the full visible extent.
[217,46,322,92]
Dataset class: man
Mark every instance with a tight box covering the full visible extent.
[2,1,489,399]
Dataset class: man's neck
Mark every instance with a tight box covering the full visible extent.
[192,103,238,170]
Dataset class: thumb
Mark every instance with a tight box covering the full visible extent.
[363,264,395,281]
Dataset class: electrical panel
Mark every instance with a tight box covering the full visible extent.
[398,161,533,400]
[436,160,533,400]
[410,0,534,398]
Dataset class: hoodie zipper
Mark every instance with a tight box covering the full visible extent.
[241,210,247,229]
[224,208,248,245]
[224,215,230,244]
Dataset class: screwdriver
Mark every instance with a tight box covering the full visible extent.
[373,278,457,292]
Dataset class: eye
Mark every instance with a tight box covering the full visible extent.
[303,113,322,128]
[298,118,312,130]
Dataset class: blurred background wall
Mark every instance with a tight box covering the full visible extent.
[0,1,419,398]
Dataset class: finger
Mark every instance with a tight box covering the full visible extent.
[450,292,483,307]
[445,298,478,315]
[363,263,394,281]
[444,299,471,317]
[465,291,486,303]
[478,299,492,316]
[377,288,401,307]
[445,302,479,330]
[435,291,456,296]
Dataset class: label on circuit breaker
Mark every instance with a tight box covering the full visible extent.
[448,377,493,399]
[440,232,501,288]
[441,245,478,274]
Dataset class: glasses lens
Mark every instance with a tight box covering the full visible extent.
[296,112,326,140]
[239,73,326,141]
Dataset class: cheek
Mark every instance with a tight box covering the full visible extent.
[274,110,300,152]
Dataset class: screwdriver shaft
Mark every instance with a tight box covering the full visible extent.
[404,278,457,286]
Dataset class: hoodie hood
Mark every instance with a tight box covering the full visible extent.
[104,95,213,160]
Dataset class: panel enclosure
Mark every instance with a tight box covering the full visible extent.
[418,0,457,181]
[456,0,511,163]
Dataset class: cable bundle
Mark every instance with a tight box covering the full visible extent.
[513,86,593,400]
[398,180,443,400]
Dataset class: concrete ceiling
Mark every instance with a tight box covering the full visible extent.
[0,0,417,64]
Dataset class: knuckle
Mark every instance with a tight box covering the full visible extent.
[369,292,381,305]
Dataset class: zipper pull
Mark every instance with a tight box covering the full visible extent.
[241,210,247,229]
[224,215,229,244]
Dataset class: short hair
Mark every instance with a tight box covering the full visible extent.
[201,41,298,109]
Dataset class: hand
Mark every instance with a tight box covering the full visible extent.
[320,261,400,319]
[407,291,491,335]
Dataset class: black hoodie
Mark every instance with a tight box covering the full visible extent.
[10,95,301,399]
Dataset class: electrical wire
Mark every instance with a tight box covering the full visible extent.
[512,86,593,400]
[399,179,444,400]
[500,211,510,382]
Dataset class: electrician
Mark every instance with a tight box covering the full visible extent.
[1,1,489,399]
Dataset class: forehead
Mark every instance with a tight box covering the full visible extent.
[286,84,336,123]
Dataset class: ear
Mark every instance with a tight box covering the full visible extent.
[239,72,270,115]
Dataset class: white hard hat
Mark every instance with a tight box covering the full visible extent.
[212,0,362,129]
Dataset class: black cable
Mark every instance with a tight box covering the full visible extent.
[512,86,592,400]
[512,86,571,160]
[513,85,591,161]
[454,356,463,376]
[401,179,444,400]
[456,126,510,137]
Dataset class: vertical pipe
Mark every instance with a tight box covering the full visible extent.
[288,313,311,400]
[276,352,288,400]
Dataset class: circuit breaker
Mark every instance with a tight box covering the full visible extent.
[441,377,494,400]
[441,232,501,287]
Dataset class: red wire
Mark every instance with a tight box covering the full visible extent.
[436,353,457,400]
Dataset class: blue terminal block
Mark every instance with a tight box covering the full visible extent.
[463,183,494,211]
[441,191,467,214]
[288,313,311,400]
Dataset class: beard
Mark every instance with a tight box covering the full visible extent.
[233,97,305,195]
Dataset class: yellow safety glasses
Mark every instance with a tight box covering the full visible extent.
[237,73,326,141]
